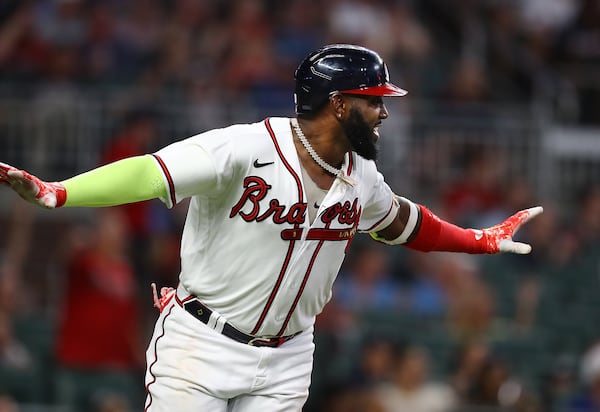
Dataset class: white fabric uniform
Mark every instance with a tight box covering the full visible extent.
[144,117,399,411]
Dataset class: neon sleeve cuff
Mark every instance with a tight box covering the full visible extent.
[61,155,168,207]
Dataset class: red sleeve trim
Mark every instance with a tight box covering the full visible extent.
[152,154,176,207]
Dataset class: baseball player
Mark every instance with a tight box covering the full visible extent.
[0,44,543,411]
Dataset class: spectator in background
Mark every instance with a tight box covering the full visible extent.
[0,267,19,316]
[554,0,600,124]
[482,177,537,229]
[468,357,541,412]
[484,0,560,103]
[0,200,35,315]
[54,209,144,412]
[157,0,216,89]
[34,0,87,49]
[0,393,18,412]
[273,0,323,69]
[484,204,560,337]
[144,199,188,292]
[92,393,132,412]
[386,1,433,97]
[0,309,35,405]
[0,310,32,372]
[400,252,447,316]
[441,57,491,105]
[319,384,385,412]
[566,342,600,412]
[316,240,398,343]
[446,271,497,343]
[448,340,491,403]
[27,41,86,178]
[333,242,400,312]
[540,354,578,412]
[574,185,600,250]
[112,0,165,81]
[0,1,37,74]
[84,3,119,82]
[441,145,507,228]
[220,0,272,88]
[374,344,457,412]
[101,108,158,174]
[100,108,159,281]
[325,0,434,101]
[485,0,531,101]
[351,337,397,387]
[327,0,391,51]
[422,253,503,343]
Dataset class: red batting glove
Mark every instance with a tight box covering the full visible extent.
[0,162,66,208]
[151,283,176,313]
[480,206,544,254]
[406,206,544,254]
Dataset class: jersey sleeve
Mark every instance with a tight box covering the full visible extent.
[153,129,235,208]
[358,169,399,233]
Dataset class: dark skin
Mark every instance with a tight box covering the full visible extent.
[291,92,410,242]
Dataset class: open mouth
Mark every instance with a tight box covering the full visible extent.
[373,123,381,139]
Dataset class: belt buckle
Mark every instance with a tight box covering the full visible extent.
[248,336,283,347]
[248,336,271,346]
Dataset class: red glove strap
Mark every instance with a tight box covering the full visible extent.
[405,205,489,254]
[50,182,67,208]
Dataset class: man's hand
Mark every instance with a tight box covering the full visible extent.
[481,206,544,254]
[151,283,175,313]
[0,162,66,208]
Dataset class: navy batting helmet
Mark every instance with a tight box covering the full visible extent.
[294,44,407,115]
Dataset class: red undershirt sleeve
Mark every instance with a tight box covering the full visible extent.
[404,204,488,254]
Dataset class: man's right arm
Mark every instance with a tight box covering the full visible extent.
[0,155,168,209]
[61,155,168,207]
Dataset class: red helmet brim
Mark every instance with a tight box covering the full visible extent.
[341,82,408,97]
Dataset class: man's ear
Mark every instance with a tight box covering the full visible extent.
[329,92,345,120]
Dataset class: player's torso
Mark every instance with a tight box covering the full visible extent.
[179,117,379,336]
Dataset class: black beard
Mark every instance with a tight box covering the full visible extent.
[341,108,378,161]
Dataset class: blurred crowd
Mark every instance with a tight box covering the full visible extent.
[0,0,599,122]
[0,0,600,411]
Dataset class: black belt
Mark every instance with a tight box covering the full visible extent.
[180,298,299,348]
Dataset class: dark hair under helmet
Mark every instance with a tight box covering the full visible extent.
[294,44,407,115]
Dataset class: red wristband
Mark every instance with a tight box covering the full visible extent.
[405,205,488,254]
[50,182,67,208]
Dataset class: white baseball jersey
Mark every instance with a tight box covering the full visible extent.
[153,117,398,337]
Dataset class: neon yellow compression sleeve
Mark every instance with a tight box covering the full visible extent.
[61,155,168,207]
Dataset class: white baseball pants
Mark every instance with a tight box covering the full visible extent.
[144,298,315,411]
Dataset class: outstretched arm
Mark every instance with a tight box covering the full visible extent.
[0,155,168,209]
[372,196,543,254]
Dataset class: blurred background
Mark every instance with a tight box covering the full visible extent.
[0,0,599,411]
